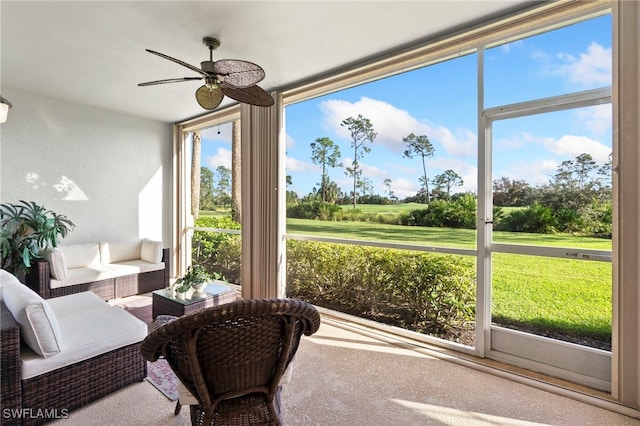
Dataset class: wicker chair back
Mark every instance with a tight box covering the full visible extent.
[141,298,321,426]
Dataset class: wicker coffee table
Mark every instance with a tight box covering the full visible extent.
[152,282,238,319]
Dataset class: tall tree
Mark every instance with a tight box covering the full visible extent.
[402,133,434,203]
[383,178,396,202]
[341,114,376,209]
[215,165,231,207]
[432,169,463,197]
[199,167,215,210]
[231,120,242,223]
[310,137,341,202]
[191,131,201,219]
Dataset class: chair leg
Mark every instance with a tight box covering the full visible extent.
[174,401,182,415]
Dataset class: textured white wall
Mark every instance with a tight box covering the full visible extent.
[0,88,172,245]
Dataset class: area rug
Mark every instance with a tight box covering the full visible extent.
[110,295,180,400]
[146,359,179,401]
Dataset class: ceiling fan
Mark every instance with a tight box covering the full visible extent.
[138,37,274,110]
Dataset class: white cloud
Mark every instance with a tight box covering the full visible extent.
[285,132,296,150]
[205,147,231,169]
[504,158,558,186]
[494,132,538,151]
[389,177,419,199]
[286,157,318,173]
[575,104,611,136]
[555,42,612,87]
[319,97,476,158]
[544,134,611,164]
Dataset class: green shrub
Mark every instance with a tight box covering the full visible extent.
[192,216,240,279]
[287,201,341,220]
[497,202,555,233]
[286,240,475,340]
[402,196,476,229]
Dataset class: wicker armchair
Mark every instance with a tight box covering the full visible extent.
[140,298,321,426]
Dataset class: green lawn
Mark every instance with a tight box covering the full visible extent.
[286,217,612,343]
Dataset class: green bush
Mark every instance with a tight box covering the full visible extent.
[286,201,341,220]
[497,202,555,233]
[286,240,476,340]
[192,216,240,279]
[401,195,476,229]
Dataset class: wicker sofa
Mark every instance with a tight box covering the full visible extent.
[25,239,170,300]
[0,270,147,426]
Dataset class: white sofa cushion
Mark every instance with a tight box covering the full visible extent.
[101,240,142,264]
[1,270,63,358]
[141,238,163,264]
[49,265,116,289]
[61,243,101,269]
[108,260,165,277]
[45,247,68,281]
[20,291,148,379]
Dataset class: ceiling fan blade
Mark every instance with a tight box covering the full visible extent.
[145,49,209,77]
[213,60,265,88]
[195,85,224,110]
[221,82,274,107]
[138,77,203,87]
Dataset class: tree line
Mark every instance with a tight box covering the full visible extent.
[291,114,465,208]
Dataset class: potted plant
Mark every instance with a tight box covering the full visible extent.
[0,200,75,280]
[175,264,211,298]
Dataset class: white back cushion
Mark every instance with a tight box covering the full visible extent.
[101,240,142,264]
[45,247,68,280]
[1,270,63,358]
[140,239,163,264]
[61,243,101,269]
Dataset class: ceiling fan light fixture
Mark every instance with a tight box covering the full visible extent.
[195,85,224,110]
[0,96,13,124]
[139,36,271,111]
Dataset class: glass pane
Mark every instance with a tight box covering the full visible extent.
[485,14,611,107]
[286,53,478,249]
[492,106,612,250]
[187,121,242,286]
[286,239,476,347]
[492,253,611,350]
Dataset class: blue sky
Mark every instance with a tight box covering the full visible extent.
[200,13,612,200]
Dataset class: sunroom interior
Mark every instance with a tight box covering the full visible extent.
[2,0,640,423]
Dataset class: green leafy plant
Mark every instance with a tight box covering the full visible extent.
[0,200,75,278]
[175,264,211,292]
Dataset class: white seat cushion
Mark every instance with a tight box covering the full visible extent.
[1,270,63,358]
[49,265,115,289]
[21,291,148,379]
[108,260,165,277]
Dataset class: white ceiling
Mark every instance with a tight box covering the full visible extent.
[1,1,534,123]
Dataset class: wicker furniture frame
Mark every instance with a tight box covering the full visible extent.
[25,248,170,300]
[151,284,238,319]
[141,299,321,426]
[0,301,147,426]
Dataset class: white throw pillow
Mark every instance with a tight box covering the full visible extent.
[140,239,163,264]
[1,270,63,358]
[45,247,68,281]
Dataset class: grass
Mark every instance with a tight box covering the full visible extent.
[286,216,612,343]
[200,204,613,343]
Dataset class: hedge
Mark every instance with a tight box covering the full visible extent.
[286,239,476,341]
